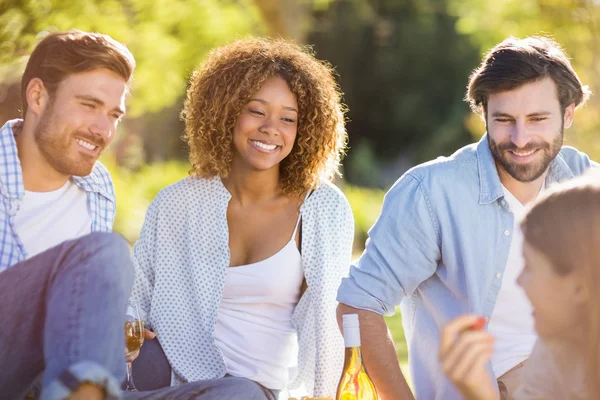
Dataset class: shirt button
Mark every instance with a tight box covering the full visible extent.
[504,230,510,236]
[496,272,502,279]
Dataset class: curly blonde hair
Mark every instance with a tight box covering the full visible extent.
[182,37,348,196]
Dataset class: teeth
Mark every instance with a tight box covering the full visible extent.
[251,140,277,150]
[512,149,536,156]
[76,139,96,150]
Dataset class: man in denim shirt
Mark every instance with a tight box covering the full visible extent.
[0,31,137,400]
[337,36,599,400]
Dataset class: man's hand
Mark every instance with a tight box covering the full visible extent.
[439,315,498,400]
[125,328,156,363]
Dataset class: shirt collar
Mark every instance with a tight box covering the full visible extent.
[0,118,113,201]
[476,133,575,205]
[0,119,25,199]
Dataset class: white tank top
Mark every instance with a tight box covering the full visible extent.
[213,212,304,390]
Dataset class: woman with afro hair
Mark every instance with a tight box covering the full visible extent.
[126,37,354,400]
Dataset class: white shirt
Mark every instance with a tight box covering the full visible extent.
[130,176,354,398]
[488,185,538,378]
[214,235,304,390]
[14,180,92,257]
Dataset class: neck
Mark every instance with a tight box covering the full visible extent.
[16,118,70,192]
[497,164,547,205]
[222,161,282,205]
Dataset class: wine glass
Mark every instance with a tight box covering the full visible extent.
[124,302,145,392]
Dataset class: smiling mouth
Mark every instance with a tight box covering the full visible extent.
[250,140,279,151]
[509,148,539,157]
[76,138,99,152]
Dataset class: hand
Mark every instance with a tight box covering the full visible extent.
[125,328,156,363]
[439,315,498,400]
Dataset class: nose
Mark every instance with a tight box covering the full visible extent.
[258,115,279,136]
[511,120,531,149]
[89,115,114,141]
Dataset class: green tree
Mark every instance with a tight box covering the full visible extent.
[0,0,264,117]
[447,0,600,160]
[309,0,481,186]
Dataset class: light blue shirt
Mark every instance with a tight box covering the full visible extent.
[0,119,116,271]
[337,134,598,400]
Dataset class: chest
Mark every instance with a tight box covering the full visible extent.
[227,201,301,267]
[14,185,93,257]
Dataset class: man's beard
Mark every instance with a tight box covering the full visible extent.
[34,101,106,177]
[488,122,564,183]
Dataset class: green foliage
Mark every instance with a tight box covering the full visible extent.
[102,156,188,243]
[343,184,385,252]
[308,0,481,187]
[0,0,264,117]
[447,0,600,160]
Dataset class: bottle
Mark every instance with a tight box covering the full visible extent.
[335,314,378,400]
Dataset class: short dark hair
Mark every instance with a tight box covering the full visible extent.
[21,30,136,116]
[466,36,591,114]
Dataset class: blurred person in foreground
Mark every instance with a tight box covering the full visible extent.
[0,30,136,400]
[441,171,600,399]
[125,37,353,400]
[336,35,599,400]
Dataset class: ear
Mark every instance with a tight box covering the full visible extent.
[563,103,575,129]
[571,275,589,306]
[25,78,50,117]
[481,108,487,123]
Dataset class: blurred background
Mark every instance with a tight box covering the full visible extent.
[2,0,599,375]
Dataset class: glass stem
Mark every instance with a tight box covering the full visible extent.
[125,362,137,391]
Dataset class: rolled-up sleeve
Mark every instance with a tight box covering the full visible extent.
[337,173,440,316]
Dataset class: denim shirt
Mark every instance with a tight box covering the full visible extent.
[0,119,116,272]
[337,134,598,400]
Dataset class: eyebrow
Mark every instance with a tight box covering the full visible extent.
[491,111,552,118]
[250,98,297,113]
[76,95,126,115]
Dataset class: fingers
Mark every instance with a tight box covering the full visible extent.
[441,330,494,382]
[439,314,481,359]
[144,328,156,339]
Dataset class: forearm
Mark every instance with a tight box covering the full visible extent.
[336,303,415,400]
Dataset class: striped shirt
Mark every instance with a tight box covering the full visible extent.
[0,119,116,272]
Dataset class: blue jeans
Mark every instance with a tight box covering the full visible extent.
[0,232,134,400]
[126,338,279,400]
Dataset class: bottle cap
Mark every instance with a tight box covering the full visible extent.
[342,314,360,347]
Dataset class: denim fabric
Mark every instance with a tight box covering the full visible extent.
[130,338,279,400]
[0,232,134,400]
[123,375,279,400]
[337,134,598,400]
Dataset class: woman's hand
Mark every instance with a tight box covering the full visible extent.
[439,315,498,400]
[125,328,156,363]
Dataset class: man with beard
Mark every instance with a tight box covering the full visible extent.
[0,31,136,400]
[336,36,599,400]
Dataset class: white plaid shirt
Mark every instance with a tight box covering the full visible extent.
[0,119,116,272]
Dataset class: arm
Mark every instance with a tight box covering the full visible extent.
[336,304,414,400]
[336,173,440,399]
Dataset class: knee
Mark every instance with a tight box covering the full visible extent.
[73,232,134,287]
[226,378,271,400]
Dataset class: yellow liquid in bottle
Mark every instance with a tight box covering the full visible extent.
[336,347,377,400]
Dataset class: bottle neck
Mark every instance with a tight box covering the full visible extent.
[344,346,363,370]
